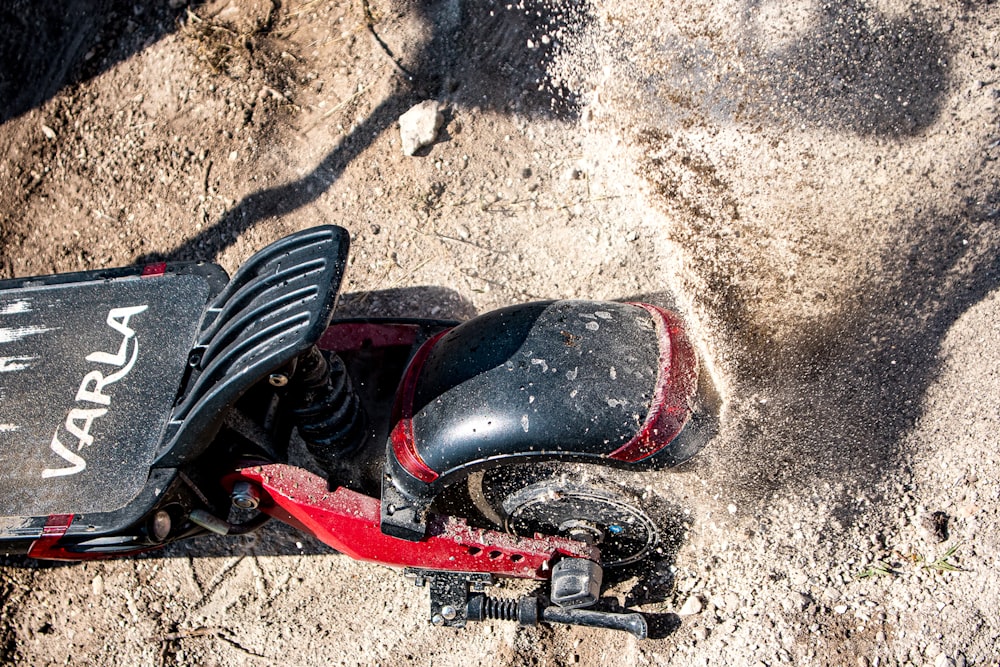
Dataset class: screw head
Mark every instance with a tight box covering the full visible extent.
[431,614,445,626]
[440,605,457,621]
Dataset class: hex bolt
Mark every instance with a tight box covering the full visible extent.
[440,605,457,621]
[268,373,289,387]
[231,481,262,510]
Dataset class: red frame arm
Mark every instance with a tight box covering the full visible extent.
[231,464,598,580]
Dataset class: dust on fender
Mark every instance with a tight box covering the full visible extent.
[42,305,148,478]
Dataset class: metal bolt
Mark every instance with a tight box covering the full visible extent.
[231,481,261,510]
[440,605,457,621]
[150,510,172,541]
[268,373,289,387]
[431,614,445,626]
[560,519,605,545]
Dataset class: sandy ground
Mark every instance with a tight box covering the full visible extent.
[0,0,998,665]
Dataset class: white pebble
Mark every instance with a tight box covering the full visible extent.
[935,655,955,667]
[678,595,704,616]
[398,100,444,157]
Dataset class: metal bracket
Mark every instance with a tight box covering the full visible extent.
[404,568,494,628]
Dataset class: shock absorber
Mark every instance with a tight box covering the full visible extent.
[287,346,367,470]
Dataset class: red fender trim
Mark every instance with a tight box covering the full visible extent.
[390,330,451,483]
[608,303,698,463]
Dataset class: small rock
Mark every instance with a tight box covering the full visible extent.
[455,224,471,240]
[40,124,57,140]
[399,100,444,156]
[957,503,978,518]
[935,654,955,667]
[678,595,704,616]
[920,511,949,543]
[718,620,738,634]
[692,626,708,641]
[822,587,840,602]
[791,592,811,610]
[91,574,104,596]
[834,605,848,614]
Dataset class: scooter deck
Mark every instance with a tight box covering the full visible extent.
[0,267,216,519]
[0,225,351,550]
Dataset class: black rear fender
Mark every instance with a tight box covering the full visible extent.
[381,300,713,540]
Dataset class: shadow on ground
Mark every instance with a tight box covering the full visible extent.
[142,0,592,263]
[0,0,184,126]
[634,1,951,136]
[744,0,950,135]
[1,0,590,263]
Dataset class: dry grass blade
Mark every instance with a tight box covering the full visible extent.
[924,543,964,572]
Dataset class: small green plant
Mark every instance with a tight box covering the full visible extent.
[856,561,897,579]
[924,543,963,572]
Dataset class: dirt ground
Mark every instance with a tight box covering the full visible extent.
[1,0,999,665]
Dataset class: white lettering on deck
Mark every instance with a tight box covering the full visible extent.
[42,305,148,478]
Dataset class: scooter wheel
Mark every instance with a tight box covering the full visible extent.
[469,464,665,567]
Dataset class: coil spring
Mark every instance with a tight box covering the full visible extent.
[288,347,366,467]
[479,597,518,621]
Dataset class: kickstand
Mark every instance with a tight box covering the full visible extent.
[403,567,648,638]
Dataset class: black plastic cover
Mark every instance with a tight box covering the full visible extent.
[410,301,660,480]
[156,225,350,465]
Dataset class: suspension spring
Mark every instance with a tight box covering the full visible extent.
[288,346,366,468]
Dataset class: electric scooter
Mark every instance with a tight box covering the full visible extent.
[0,226,718,638]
